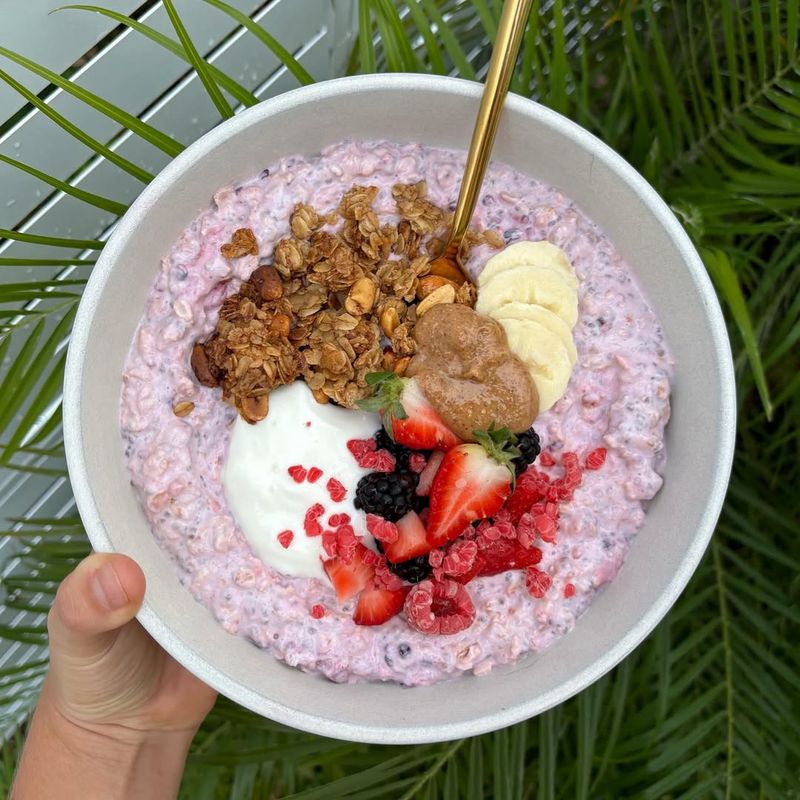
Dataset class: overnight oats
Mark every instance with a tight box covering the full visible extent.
[120,139,672,685]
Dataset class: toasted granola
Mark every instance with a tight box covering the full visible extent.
[192,183,489,422]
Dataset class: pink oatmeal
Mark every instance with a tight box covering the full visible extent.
[120,139,672,685]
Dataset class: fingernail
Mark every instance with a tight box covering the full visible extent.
[92,563,129,610]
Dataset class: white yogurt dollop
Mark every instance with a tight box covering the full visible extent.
[223,382,377,581]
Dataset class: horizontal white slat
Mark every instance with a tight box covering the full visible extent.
[0,0,145,120]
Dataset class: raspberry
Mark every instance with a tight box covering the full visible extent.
[347,438,376,460]
[361,450,396,472]
[327,478,347,503]
[287,465,307,483]
[408,453,427,474]
[277,530,294,549]
[538,451,556,467]
[303,503,325,537]
[366,514,399,544]
[374,558,405,591]
[321,531,338,558]
[525,567,552,598]
[307,466,323,483]
[561,452,580,470]
[585,448,607,470]
[335,525,358,564]
[328,512,351,527]
[405,579,476,635]
[564,583,576,598]
[533,513,557,542]
[504,470,549,522]
[310,604,325,619]
[442,539,478,577]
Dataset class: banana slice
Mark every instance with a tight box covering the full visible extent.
[498,317,573,412]
[478,241,578,289]
[492,302,577,365]
[475,264,579,328]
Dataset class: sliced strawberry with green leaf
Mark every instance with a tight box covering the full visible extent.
[353,586,409,626]
[383,510,432,563]
[323,544,375,602]
[358,372,461,451]
[426,426,519,548]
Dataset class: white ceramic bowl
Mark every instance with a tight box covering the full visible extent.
[63,74,735,744]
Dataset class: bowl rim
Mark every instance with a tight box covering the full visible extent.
[63,72,736,744]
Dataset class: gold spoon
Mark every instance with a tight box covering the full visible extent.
[429,0,534,285]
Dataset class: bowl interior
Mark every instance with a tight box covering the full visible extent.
[64,75,735,744]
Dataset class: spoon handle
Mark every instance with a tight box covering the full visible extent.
[450,0,533,249]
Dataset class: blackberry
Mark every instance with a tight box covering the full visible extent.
[374,428,414,469]
[512,428,541,476]
[354,471,418,521]
[374,541,432,584]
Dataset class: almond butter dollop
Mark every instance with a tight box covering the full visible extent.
[407,303,539,441]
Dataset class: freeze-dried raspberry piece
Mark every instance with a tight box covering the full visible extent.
[347,438,376,460]
[585,448,607,470]
[328,512,351,528]
[287,465,307,483]
[564,583,576,598]
[526,567,552,599]
[335,524,358,564]
[366,513,399,544]
[277,530,294,549]
[538,451,556,467]
[360,450,396,472]
[307,466,323,483]
[326,478,347,502]
[405,579,476,635]
[374,557,405,591]
[303,503,325,537]
[442,539,478,577]
[310,604,325,619]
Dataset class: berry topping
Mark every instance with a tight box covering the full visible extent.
[448,537,543,583]
[374,428,416,470]
[564,583,576,598]
[442,539,478,577]
[287,465,307,483]
[426,426,519,548]
[362,450,396,472]
[327,512,351,527]
[277,529,294,549]
[303,503,325,537]
[405,579,476,635]
[354,470,419,521]
[323,544,375,601]
[353,586,408,627]
[326,478,347,503]
[347,437,376,460]
[512,428,541,476]
[358,373,461,451]
[538,451,556,467]
[307,466,323,483]
[525,567,552,599]
[310,604,325,619]
[585,447,607,470]
[383,510,431,564]
[366,514,399,544]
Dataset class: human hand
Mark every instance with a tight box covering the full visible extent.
[13,553,217,799]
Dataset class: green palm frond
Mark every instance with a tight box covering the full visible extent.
[0,1,797,797]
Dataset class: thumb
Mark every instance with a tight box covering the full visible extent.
[48,553,146,662]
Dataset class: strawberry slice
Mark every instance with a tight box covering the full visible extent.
[426,426,519,548]
[323,544,375,602]
[358,372,461,450]
[383,510,431,563]
[353,586,409,626]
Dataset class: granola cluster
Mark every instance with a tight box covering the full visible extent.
[190,182,496,422]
